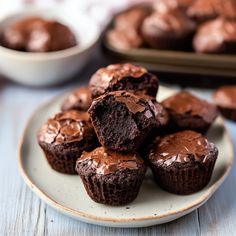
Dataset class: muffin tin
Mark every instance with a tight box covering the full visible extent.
[103,4,236,77]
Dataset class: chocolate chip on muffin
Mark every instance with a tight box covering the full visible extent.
[88,91,158,152]
[2,17,77,52]
[162,91,218,133]
[141,9,196,50]
[61,87,92,112]
[193,17,236,54]
[89,63,159,98]
[37,110,97,174]
[147,130,218,194]
[213,86,236,121]
[76,146,146,205]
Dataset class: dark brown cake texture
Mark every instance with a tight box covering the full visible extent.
[88,91,158,152]
[148,130,218,194]
[89,63,159,99]
[193,17,236,54]
[162,91,218,134]
[2,17,77,52]
[61,87,92,112]
[37,110,97,174]
[213,86,236,121]
[76,146,146,206]
[141,9,196,50]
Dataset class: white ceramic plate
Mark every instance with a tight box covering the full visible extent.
[19,86,234,228]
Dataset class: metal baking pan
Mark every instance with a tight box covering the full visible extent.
[102,4,236,78]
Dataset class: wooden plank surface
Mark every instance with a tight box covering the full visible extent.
[1,60,236,236]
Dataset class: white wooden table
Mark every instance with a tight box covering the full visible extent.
[1,51,236,236]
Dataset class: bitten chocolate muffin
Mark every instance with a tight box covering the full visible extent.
[2,17,77,52]
[193,17,236,54]
[37,110,97,174]
[76,146,146,205]
[61,87,92,112]
[187,0,220,23]
[89,64,159,98]
[148,130,218,194]
[213,86,236,121]
[162,91,218,133]
[88,91,158,152]
[141,9,196,50]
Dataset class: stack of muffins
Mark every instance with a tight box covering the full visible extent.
[106,0,236,54]
[38,63,219,206]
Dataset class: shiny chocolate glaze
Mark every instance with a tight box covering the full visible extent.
[214,86,236,109]
[162,91,217,123]
[149,130,218,166]
[38,110,94,145]
[78,146,143,175]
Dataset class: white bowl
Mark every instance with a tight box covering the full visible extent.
[0,8,100,86]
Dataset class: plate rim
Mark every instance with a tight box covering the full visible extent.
[18,87,234,224]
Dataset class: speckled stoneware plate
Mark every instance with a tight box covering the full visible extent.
[19,86,234,228]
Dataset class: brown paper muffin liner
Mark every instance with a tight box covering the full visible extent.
[150,158,217,195]
[79,171,145,206]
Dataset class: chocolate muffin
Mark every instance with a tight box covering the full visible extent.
[88,91,158,152]
[37,110,97,174]
[162,91,218,134]
[141,9,196,50]
[148,130,218,194]
[106,28,144,50]
[217,0,236,20]
[2,17,77,52]
[187,0,220,23]
[61,87,92,112]
[89,64,159,98]
[213,86,236,121]
[193,17,236,54]
[76,146,146,205]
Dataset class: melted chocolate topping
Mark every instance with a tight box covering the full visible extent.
[38,110,93,145]
[78,146,143,175]
[90,63,149,91]
[214,86,236,109]
[162,91,217,123]
[149,130,217,166]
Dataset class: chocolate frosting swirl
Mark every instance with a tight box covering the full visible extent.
[38,110,94,145]
[162,91,217,123]
[78,146,144,175]
[149,130,217,166]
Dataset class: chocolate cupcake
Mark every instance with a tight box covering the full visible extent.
[89,63,159,98]
[2,17,77,52]
[76,146,146,205]
[187,0,220,23]
[37,110,97,174]
[88,91,158,152]
[193,17,236,54]
[61,87,92,112]
[162,91,218,134]
[141,9,196,50]
[147,130,218,194]
[213,86,236,121]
